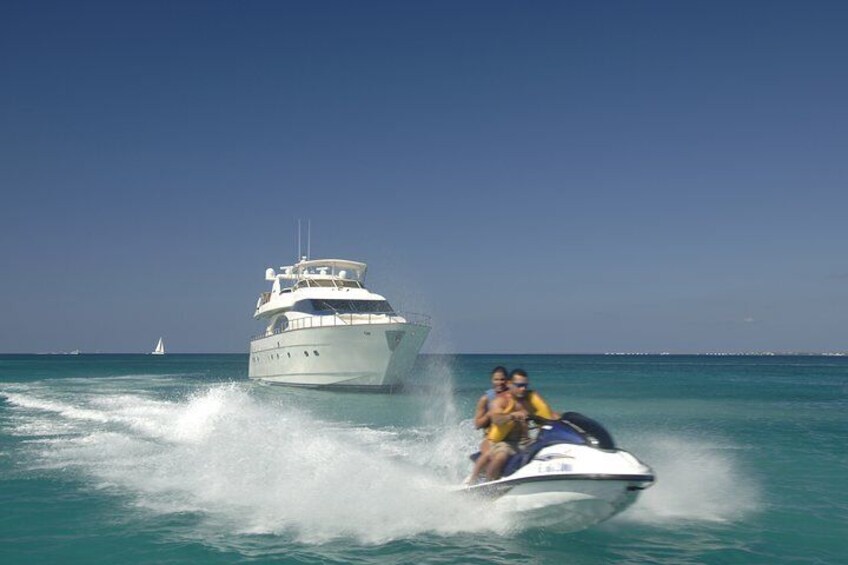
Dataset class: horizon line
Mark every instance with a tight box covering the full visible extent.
[2,351,845,357]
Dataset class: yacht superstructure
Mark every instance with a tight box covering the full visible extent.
[248,257,430,390]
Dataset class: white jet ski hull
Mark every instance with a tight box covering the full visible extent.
[462,442,654,531]
[484,475,650,531]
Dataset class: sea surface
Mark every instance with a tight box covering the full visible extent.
[1,354,845,564]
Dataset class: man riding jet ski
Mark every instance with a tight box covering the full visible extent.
[462,369,654,531]
[463,412,655,530]
[467,368,559,484]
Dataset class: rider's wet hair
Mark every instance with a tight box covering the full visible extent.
[510,368,528,380]
[491,366,508,378]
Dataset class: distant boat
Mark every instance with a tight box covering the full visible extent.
[151,337,165,355]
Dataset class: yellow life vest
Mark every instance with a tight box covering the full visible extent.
[486,391,555,443]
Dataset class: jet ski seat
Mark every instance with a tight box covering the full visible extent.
[468,413,616,478]
[468,451,527,478]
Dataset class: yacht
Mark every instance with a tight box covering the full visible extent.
[248,257,430,390]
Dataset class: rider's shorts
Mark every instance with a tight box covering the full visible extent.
[490,440,519,458]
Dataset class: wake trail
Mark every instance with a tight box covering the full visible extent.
[2,383,508,543]
[1,380,762,543]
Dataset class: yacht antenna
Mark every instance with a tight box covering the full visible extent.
[297,219,302,260]
[307,220,311,259]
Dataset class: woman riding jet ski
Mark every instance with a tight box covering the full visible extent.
[463,412,655,532]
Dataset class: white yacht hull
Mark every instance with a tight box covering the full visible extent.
[248,322,429,390]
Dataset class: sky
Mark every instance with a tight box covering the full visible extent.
[1,1,846,353]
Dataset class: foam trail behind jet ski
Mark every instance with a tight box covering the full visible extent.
[3,380,762,543]
[4,383,508,544]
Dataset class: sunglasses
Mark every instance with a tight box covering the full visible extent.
[512,382,529,388]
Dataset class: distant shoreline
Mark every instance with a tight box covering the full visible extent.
[1,351,845,357]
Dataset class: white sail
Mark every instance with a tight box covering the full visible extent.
[152,337,165,355]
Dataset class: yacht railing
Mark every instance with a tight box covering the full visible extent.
[251,312,430,341]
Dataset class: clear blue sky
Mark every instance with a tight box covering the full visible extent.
[1,1,846,353]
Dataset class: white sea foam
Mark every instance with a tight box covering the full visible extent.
[1,392,110,423]
[1,382,762,543]
[2,384,510,543]
[614,434,762,525]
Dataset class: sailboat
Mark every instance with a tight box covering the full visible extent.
[151,337,165,355]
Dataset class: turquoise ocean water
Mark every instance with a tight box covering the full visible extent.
[1,354,845,564]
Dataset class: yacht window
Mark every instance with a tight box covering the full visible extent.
[292,299,394,315]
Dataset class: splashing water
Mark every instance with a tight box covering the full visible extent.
[3,382,510,544]
[1,377,762,548]
[410,355,475,481]
[616,434,762,524]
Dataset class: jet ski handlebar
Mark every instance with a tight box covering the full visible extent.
[527,414,558,425]
[530,412,617,450]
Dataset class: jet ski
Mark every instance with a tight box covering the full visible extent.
[463,412,655,531]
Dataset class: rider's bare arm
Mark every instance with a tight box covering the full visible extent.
[473,395,490,429]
